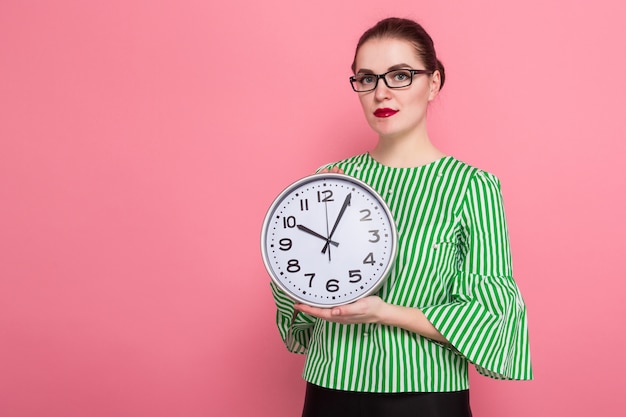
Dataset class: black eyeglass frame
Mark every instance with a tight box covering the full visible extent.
[349,69,434,92]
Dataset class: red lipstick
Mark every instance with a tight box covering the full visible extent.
[374,108,398,118]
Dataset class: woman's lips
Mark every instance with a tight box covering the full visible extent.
[374,108,398,118]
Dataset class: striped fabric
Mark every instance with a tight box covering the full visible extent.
[270,154,532,392]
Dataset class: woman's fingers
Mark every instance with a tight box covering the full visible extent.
[319,166,345,174]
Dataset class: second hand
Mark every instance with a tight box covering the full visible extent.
[324,200,331,261]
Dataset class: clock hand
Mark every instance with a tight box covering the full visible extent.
[324,200,332,261]
[296,225,339,247]
[322,193,352,255]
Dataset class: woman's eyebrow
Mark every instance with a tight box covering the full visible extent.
[388,63,413,70]
[356,63,414,74]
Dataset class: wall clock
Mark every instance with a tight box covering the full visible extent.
[261,173,397,307]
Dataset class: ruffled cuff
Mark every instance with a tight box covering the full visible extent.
[421,274,533,380]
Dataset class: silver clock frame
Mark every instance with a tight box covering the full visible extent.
[261,173,398,307]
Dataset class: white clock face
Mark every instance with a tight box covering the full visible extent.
[261,173,397,307]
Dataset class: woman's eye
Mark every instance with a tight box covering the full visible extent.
[393,71,410,81]
[358,75,376,85]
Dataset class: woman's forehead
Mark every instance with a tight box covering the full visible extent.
[355,38,423,72]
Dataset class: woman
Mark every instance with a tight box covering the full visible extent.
[270,17,532,417]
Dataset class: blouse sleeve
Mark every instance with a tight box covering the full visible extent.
[270,281,317,354]
[421,170,533,380]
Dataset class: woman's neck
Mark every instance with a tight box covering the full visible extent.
[369,132,446,168]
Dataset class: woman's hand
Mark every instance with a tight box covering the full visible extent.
[295,297,449,343]
[318,166,344,174]
[295,296,388,325]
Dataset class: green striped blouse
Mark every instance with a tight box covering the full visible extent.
[270,153,532,392]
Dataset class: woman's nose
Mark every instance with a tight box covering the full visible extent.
[374,78,392,100]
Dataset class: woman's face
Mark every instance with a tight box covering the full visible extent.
[354,38,440,140]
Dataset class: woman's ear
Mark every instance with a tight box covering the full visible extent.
[428,70,442,101]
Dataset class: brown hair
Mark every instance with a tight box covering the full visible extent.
[351,17,445,89]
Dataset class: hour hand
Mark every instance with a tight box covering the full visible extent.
[297,225,339,247]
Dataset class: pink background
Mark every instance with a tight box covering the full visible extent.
[1,1,625,416]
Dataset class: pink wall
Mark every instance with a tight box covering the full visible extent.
[1,1,625,416]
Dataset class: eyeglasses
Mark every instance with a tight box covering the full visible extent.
[349,69,433,92]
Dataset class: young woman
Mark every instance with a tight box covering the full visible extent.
[270,17,532,417]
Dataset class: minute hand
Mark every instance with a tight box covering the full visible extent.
[322,193,351,254]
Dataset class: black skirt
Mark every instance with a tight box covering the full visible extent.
[302,382,472,417]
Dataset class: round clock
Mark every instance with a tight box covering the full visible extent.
[261,173,397,308]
